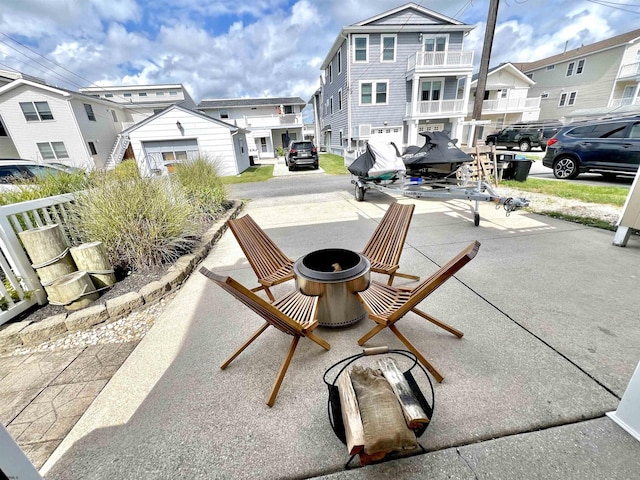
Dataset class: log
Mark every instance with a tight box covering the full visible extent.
[70,241,116,289]
[46,271,98,310]
[377,357,430,429]
[18,224,77,285]
[336,369,365,455]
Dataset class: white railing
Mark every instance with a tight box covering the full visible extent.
[468,97,541,113]
[0,193,77,325]
[245,113,303,128]
[106,135,130,169]
[618,62,640,79]
[609,96,640,108]
[406,99,466,116]
[407,50,474,70]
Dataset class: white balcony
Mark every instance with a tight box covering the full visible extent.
[245,113,302,128]
[406,99,467,117]
[618,62,640,80]
[407,50,474,73]
[609,96,640,108]
[468,97,541,113]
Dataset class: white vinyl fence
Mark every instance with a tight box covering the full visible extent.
[0,193,77,326]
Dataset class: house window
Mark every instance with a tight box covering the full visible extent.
[123,93,132,97]
[37,141,69,160]
[354,35,368,62]
[546,65,555,70]
[169,91,178,96]
[337,49,342,74]
[381,35,396,62]
[139,92,147,97]
[84,104,96,121]
[483,90,490,100]
[339,130,343,146]
[156,92,165,96]
[0,118,7,136]
[327,64,333,83]
[566,62,574,76]
[284,105,294,114]
[423,35,447,52]
[220,110,229,119]
[576,59,585,74]
[541,93,549,99]
[20,101,53,121]
[420,80,442,101]
[360,81,388,105]
[111,110,118,122]
[338,89,343,110]
[329,97,334,114]
[500,89,508,98]
[105,93,114,98]
[559,91,577,107]
[88,141,98,155]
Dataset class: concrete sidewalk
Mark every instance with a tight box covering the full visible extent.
[40,184,640,479]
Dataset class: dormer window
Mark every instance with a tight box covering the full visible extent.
[20,101,54,121]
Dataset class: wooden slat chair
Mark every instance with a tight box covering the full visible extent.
[227,214,294,301]
[361,202,420,286]
[200,267,330,407]
[356,241,481,383]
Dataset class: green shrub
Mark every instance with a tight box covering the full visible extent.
[171,156,227,221]
[70,174,200,271]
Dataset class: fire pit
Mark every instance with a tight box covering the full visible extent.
[294,248,370,327]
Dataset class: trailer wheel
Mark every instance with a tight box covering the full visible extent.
[355,185,365,202]
[474,212,480,226]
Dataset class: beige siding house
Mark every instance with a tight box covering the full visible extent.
[514,29,640,122]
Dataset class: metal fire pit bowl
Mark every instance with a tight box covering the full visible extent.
[294,248,370,327]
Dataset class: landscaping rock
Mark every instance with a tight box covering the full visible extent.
[0,320,33,350]
[138,281,170,304]
[20,315,68,346]
[162,270,185,289]
[65,304,109,332]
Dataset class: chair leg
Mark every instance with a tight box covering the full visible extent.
[411,308,464,338]
[389,324,444,383]
[250,285,276,302]
[266,336,300,407]
[357,323,387,346]
[393,271,421,282]
[220,322,270,370]
[306,332,331,351]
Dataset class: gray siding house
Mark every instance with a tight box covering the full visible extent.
[514,28,640,122]
[317,2,475,156]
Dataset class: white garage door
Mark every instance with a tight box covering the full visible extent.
[143,139,200,173]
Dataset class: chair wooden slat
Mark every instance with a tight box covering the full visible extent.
[227,214,295,301]
[200,267,329,406]
[356,241,481,383]
[361,203,420,286]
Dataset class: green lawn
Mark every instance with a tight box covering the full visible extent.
[220,164,274,184]
[501,178,629,207]
[320,153,350,175]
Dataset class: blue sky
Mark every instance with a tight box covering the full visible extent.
[1,0,639,108]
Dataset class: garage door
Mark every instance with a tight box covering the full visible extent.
[143,139,200,172]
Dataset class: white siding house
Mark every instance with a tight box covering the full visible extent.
[514,28,640,121]
[0,79,130,169]
[120,105,250,177]
[198,97,306,160]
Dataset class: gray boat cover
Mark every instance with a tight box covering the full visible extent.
[348,140,406,178]
[402,131,472,168]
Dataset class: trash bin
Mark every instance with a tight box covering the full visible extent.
[512,155,532,182]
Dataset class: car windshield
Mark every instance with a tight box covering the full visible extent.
[294,142,313,149]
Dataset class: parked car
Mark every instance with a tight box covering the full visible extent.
[285,141,318,171]
[0,159,82,190]
[486,121,563,152]
[542,116,640,179]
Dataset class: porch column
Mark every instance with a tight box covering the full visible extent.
[411,74,419,117]
[462,73,473,116]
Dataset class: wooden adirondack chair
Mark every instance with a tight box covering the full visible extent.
[356,241,481,383]
[200,267,330,407]
[361,202,420,286]
[227,214,295,301]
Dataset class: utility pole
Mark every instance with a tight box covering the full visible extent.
[471,0,500,146]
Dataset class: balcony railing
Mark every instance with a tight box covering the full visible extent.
[406,99,467,116]
[468,97,541,113]
[609,96,640,108]
[407,50,474,71]
[618,61,640,79]
[244,113,302,128]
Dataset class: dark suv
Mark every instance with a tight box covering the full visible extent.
[542,117,640,179]
[285,141,318,171]
[486,121,562,152]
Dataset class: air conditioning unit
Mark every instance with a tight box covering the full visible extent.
[358,124,371,138]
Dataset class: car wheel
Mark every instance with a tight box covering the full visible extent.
[355,185,365,202]
[519,140,531,152]
[313,163,319,170]
[288,164,295,171]
[486,140,494,147]
[553,156,579,179]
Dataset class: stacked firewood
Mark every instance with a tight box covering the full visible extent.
[337,357,430,465]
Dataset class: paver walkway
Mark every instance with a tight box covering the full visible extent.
[0,343,136,469]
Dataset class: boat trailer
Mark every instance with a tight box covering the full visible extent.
[351,165,530,227]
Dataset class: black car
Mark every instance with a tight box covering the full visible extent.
[285,141,318,171]
[542,117,640,179]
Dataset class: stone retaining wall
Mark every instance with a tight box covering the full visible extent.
[0,200,244,353]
